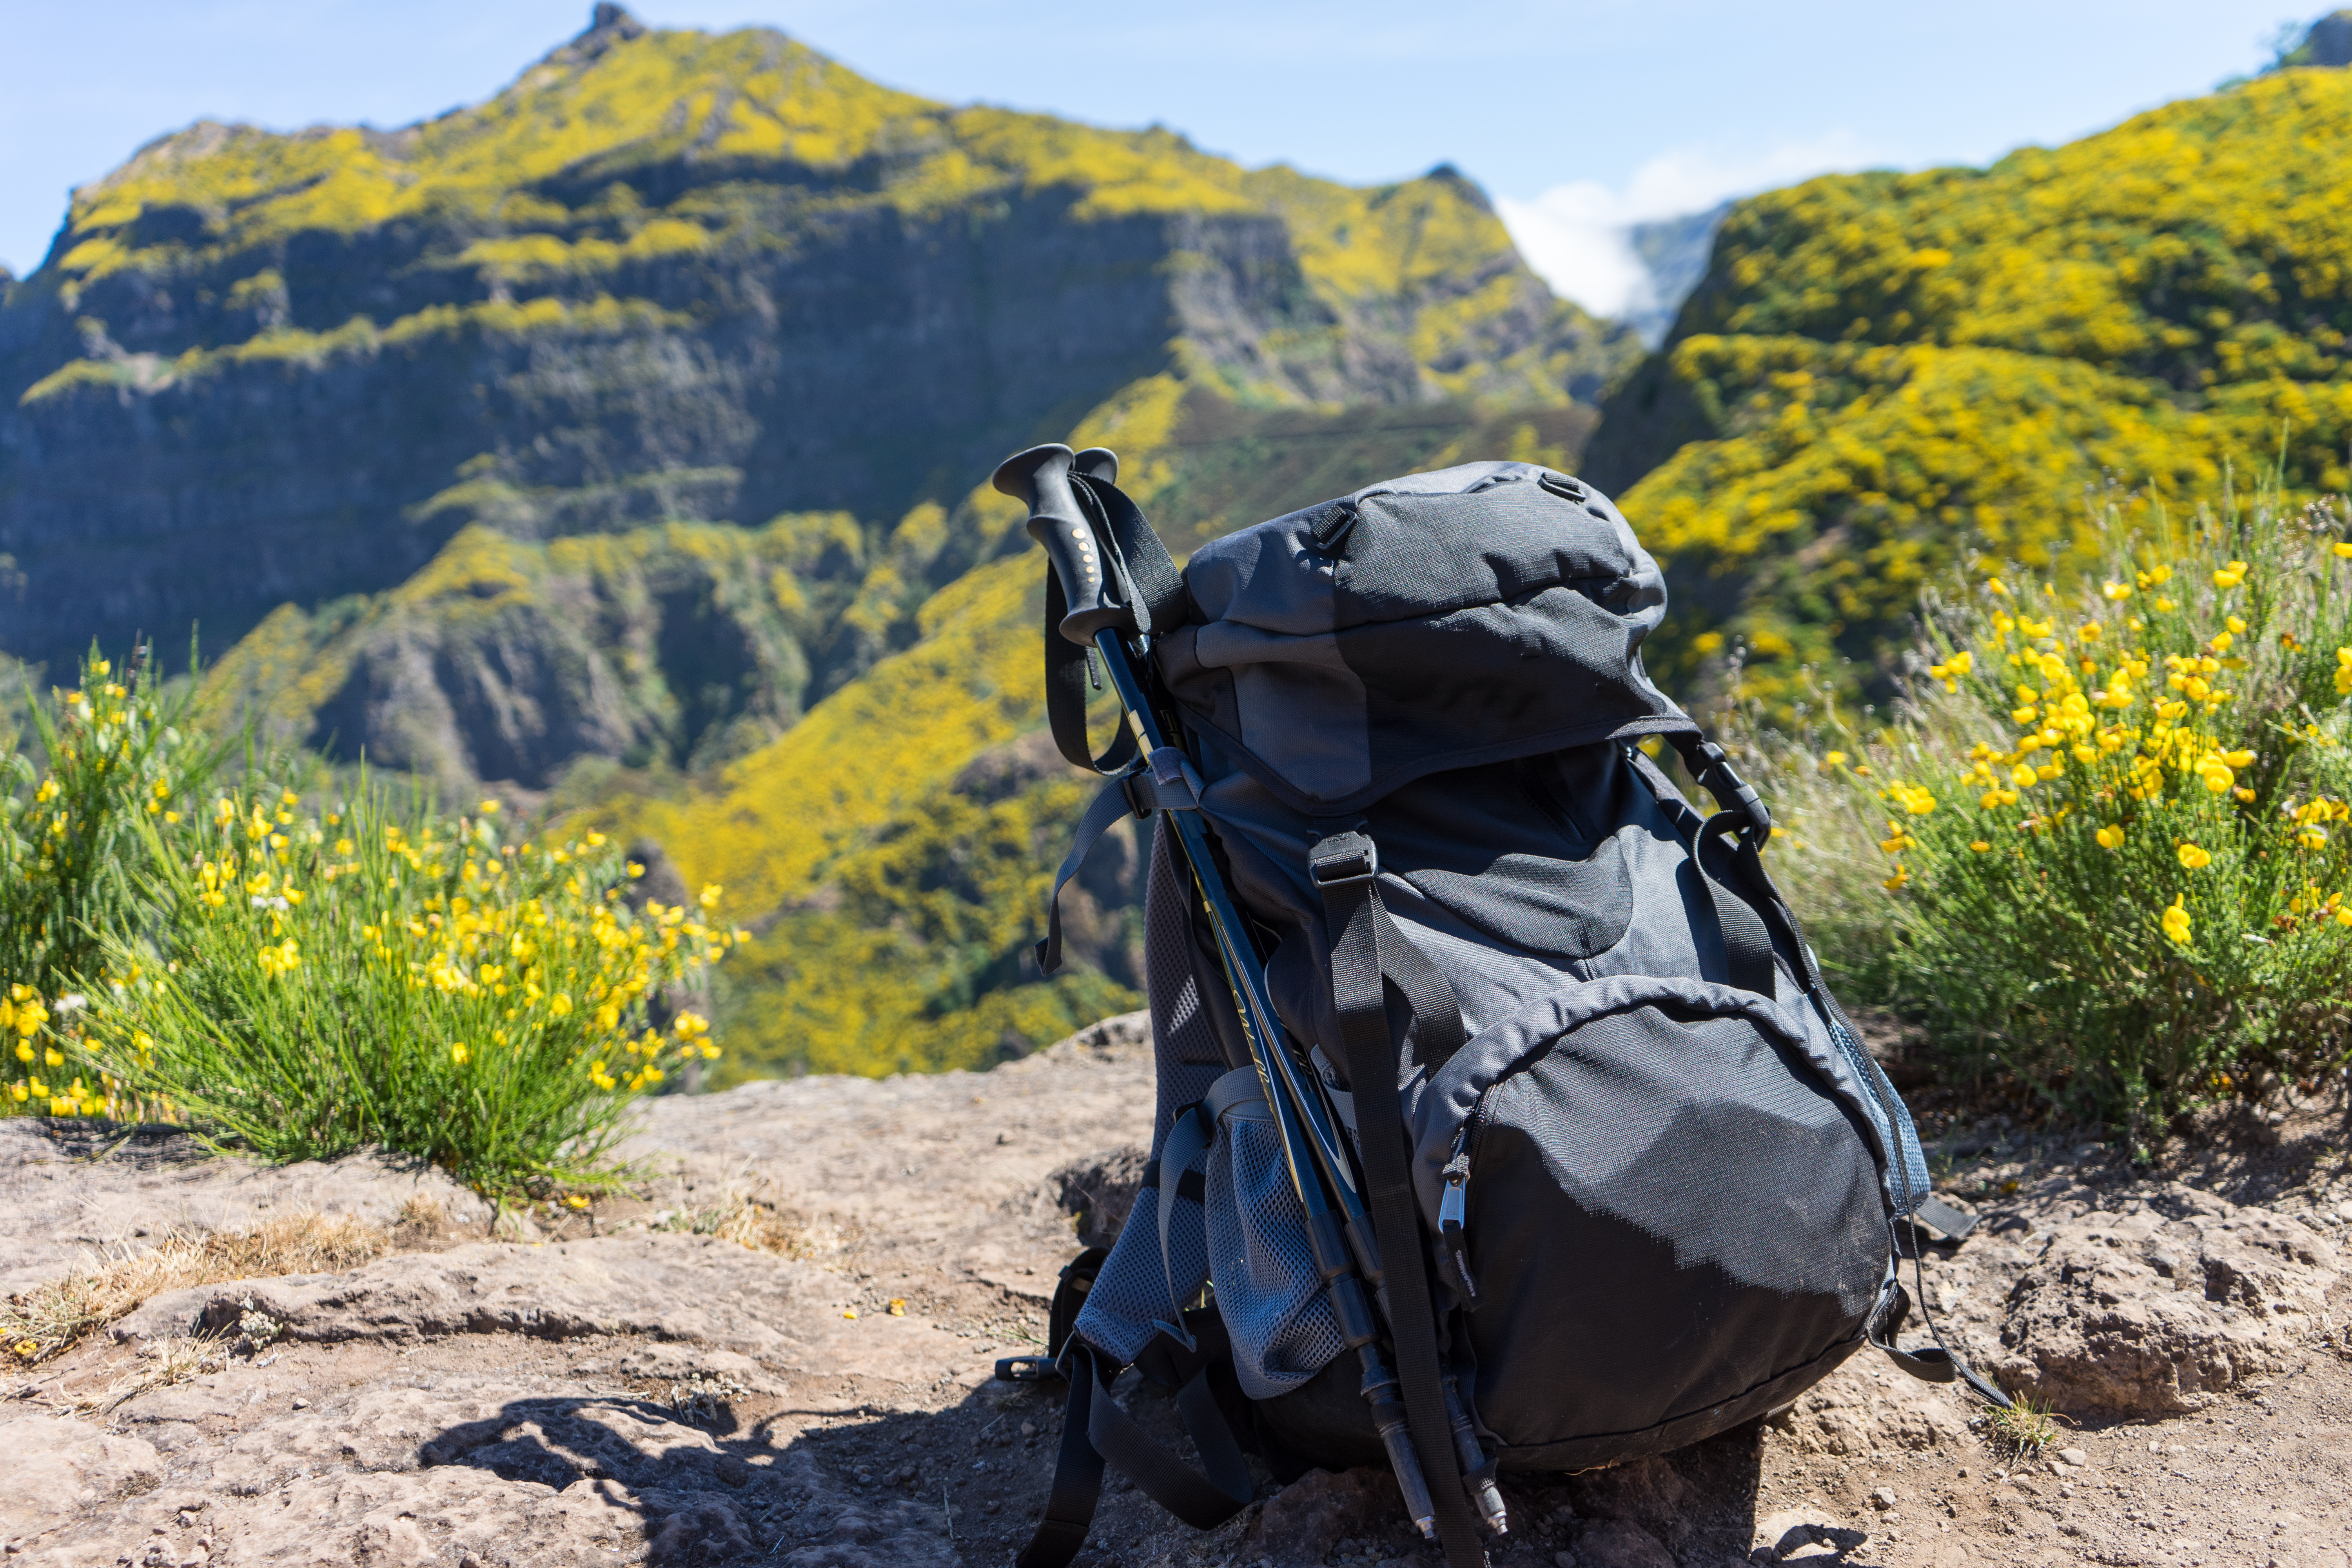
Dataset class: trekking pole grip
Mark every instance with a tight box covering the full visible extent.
[993,443,1126,644]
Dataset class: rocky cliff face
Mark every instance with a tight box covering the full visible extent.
[0,6,1632,678]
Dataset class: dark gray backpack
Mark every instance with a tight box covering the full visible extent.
[996,455,1999,1568]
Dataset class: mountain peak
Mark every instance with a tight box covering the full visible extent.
[2276,10,2352,69]
[548,4,648,67]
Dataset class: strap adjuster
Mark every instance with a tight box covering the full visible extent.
[1309,836,1377,888]
[1689,740,1773,838]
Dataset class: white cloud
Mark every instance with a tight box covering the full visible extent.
[1497,132,1880,319]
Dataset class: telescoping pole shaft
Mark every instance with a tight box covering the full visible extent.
[1085,627,1438,1542]
[993,441,1445,1543]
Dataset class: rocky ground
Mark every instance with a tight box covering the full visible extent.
[3,1013,2350,1568]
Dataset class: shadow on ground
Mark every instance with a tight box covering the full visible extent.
[416,1369,1779,1567]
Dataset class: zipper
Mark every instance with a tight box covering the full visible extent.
[1439,1122,1479,1310]
[1442,1035,1567,1312]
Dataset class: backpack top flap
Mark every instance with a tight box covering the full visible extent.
[1157,461,1695,815]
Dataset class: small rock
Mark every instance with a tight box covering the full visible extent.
[1870,1487,1898,1510]
[288,1398,307,1410]
[2056,1446,2087,1467]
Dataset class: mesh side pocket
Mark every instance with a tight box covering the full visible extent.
[1206,1111,1346,1400]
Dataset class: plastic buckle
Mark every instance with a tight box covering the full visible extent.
[993,1354,1064,1383]
[1309,838,1378,888]
[1693,741,1773,839]
[1115,761,1154,821]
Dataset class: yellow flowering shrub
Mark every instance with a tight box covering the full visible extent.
[81,782,741,1194]
[0,644,226,1020]
[1748,480,2352,1134]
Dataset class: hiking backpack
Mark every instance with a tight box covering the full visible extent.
[992,450,1998,1568]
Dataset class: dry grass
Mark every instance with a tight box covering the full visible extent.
[68,1334,232,1416]
[2,1211,393,1366]
[647,1191,813,1256]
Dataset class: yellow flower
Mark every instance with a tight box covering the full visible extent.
[2177,842,2212,870]
[698,884,723,910]
[2102,581,2132,601]
[2335,543,2352,560]
[549,993,573,1017]
[565,1194,591,1210]
[2299,827,2329,851]
[2095,825,2124,850]
[451,1042,470,1066]
[2010,764,2037,789]
[2220,749,2254,768]
[1819,750,1849,771]
[1985,578,2008,597]
[43,1048,62,1069]
[2212,561,2247,589]
[2161,898,2192,944]
[1890,784,1936,816]
[626,861,646,880]
[1969,840,1991,853]
[2198,762,2234,794]
[2208,631,2233,654]
[1882,864,1911,891]
[2337,906,2352,928]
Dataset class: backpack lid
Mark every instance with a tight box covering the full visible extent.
[1157,461,1695,815]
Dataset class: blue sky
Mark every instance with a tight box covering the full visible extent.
[0,0,2312,315]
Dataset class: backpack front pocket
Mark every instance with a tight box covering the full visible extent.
[1415,976,1887,1458]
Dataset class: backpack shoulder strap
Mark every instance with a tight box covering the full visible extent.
[1310,829,1487,1568]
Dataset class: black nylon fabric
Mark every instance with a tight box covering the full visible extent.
[1160,463,1695,816]
[1455,998,1885,1456]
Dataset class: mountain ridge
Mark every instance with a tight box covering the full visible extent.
[0,5,1633,682]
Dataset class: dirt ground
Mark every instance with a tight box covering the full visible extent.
[2,1011,2348,1568]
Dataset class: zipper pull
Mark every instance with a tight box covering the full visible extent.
[1439,1148,1479,1310]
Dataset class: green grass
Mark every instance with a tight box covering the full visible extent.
[75,778,740,1194]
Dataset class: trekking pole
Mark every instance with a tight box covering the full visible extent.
[994,443,1448,1543]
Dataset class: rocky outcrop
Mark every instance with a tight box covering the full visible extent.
[1987,1188,2339,1416]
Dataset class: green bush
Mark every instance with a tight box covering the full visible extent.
[0,646,744,1192]
[2,644,226,996]
[79,780,741,1194]
[1745,478,2352,1140]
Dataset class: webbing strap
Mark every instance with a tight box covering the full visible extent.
[1036,769,1147,975]
[1018,1354,1106,1568]
[1312,831,1485,1568]
[1691,809,1777,996]
[1043,573,1140,775]
[1015,1344,1251,1568]
[1038,751,1203,975]
[1154,1103,1216,1349]
[1071,474,1190,637]
[1868,1280,2011,1406]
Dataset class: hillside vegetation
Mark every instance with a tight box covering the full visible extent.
[1,7,1633,1079]
[0,5,1630,682]
[1587,65,2352,711]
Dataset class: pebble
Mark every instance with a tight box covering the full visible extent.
[1869,1487,1898,1510]
[2057,1446,2088,1467]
